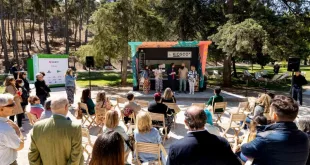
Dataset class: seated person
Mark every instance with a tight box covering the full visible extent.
[81,88,95,115]
[241,95,309,165]
[134,111,165,165]
[28,96,45,119]
[148,93,174,135]
[102,110,130,162]
[253,93,271,116]
[95,91,112,125]
[205,87,224,113]
[40,98,52,120]
[297,116,310,165]
[162,88,176,103]
[122,93,141,124]
[235,115,267,162]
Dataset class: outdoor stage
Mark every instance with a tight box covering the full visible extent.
[128,88,247,102]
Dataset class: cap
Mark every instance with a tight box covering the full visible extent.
[154,92,161,99]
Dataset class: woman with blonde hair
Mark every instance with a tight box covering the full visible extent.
[254,93,271,116]
[4,76,24,130]
[162,88,176,103]
[102,110,129,163]
[65,68,76,106]
[134,111,163,164]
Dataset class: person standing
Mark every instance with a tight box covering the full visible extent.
[167,63,176,91]
[4,76,24,131]
[273,64,280,74]
[167,106,241,165]
[241,95,309,165]
[178,63,188,93]
[153,65,163,93]
[142,66,151,94]
[18,72,30,93]
[10,63,18,79]
[35,73,50,105]
[28,97,84,165]
[188,65,198,95]
[0,94,25,165]
[292,70,307,105]
[15,79,29,131]
[65,68,76,106]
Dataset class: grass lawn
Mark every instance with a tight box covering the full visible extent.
[206,64,310,91]
[76,71,133,87]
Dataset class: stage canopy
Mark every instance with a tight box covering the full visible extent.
[128,41,212,90]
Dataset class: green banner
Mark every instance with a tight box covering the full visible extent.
[37,54,69,58]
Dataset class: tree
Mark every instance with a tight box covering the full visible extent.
[0,0,9,72]
[210,18,270,85]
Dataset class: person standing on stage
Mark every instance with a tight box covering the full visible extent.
[188,65,198,95]
[142,66,151,94]
[292,70,307,105]
[167,63,176,91]
[178,63,188,93]
[154,65,163,93]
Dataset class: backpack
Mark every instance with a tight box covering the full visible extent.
[123,108,133,117]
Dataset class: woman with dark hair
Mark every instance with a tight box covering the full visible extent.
[65,68,76,105]
[89,131,125,165]
[16,79,29,125]
[4,76,24,130]
[35,73,50,105]
[81,88,95,115]
[18,72,30,93]
[142,66,151,94]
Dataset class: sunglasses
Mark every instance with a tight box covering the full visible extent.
[4,102,15,107]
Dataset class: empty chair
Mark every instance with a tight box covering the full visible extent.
[218,113,246,140]
[191,103,206,110]
[227,102,250,115]
[135,142,167,165]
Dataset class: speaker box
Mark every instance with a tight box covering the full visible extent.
[86,56,94,67]
[287,57,300,71]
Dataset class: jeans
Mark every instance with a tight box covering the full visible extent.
[37,94,47,105]
[189,80,195,94]
[292,87,303,105]
[179,78,187,92]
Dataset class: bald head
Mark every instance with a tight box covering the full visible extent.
[184,106,207,130]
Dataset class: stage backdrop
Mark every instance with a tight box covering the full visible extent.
[27,54,68,87]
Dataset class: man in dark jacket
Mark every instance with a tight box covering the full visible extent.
[241,95,309,165]
[35,73,51,105]
[292,70,307,105]
[167,106,241,165]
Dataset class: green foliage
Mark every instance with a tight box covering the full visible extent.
[209,18,270,58]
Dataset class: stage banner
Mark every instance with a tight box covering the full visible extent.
[37,54,68,86]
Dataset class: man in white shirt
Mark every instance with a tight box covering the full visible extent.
[0,94,24,165]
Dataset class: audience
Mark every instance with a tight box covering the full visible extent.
[253,93,271,116]
[4,76,24,130]
[40,98,52,120]
[29,97,83,165]
[65,68,76,106]
[241,95,309,165]
[18,72,30,93]
[28,96,45,119]
[90,131,125,165]
[167,106,241,165]
[122,93,141,124]
[204,87,224,126]
[102,110,129,162]
[134,111,164,164]
[235,115,267,162]
[81,88,95,115]
[162,88,176,103]
[0,94,24,165]
[148,92,174,135]
[95,91,112,110]
[297,116,310,165]
[35,73,50,105]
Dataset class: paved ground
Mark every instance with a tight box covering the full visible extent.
[16,87,310,165]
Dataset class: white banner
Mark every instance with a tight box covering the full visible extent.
[38,58,68,85]
[167,51,192,58]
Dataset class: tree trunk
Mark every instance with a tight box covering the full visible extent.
[7,13,10,45]
[232,56,237,78]
[223,55,232,87]
[39,21,42,48]
[43,0,51,54]
[21,0,30,57]
[85,0,89,44]
[74,21,78,51]
[227,0,234,14]
[304,58,308,65]
[79,8,82,45]
[65,0,69,54]
[121,44,128,85]
[10,0,19,65]
[0,0,9,72]
[30,11,35,48]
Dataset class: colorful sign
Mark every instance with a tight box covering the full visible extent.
[38,58,68,85]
